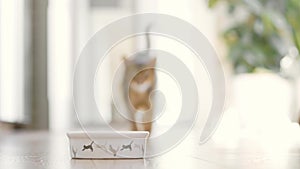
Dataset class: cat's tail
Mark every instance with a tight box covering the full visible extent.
[146,24,152,49]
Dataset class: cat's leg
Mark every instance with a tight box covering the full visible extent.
[134,110,153,132]
[144,110,153,132]
[128,112,138,131]
[134,111,146,131]
[124,106,137,131]
[131,121,138,131]
[135,122,151,132]
[144,122,152,132]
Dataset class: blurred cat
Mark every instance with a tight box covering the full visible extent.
[123,25,156,132]
[123,56,156,132]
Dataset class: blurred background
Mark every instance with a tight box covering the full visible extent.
[0,0,299,146]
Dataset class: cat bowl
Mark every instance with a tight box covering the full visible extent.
[67,131,149,159]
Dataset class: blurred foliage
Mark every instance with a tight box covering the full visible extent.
[209,0,300,73]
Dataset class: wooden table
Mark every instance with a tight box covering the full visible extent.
[0,128,300,169]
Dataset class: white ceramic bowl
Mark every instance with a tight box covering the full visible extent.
[67,131,149,159]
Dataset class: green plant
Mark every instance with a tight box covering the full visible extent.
[209,0,300,73]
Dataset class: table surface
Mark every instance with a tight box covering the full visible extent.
[0,128,300,169]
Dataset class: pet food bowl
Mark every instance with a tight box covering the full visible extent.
[67,131,149,159]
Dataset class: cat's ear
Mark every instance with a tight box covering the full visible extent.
[149,57,156,67]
